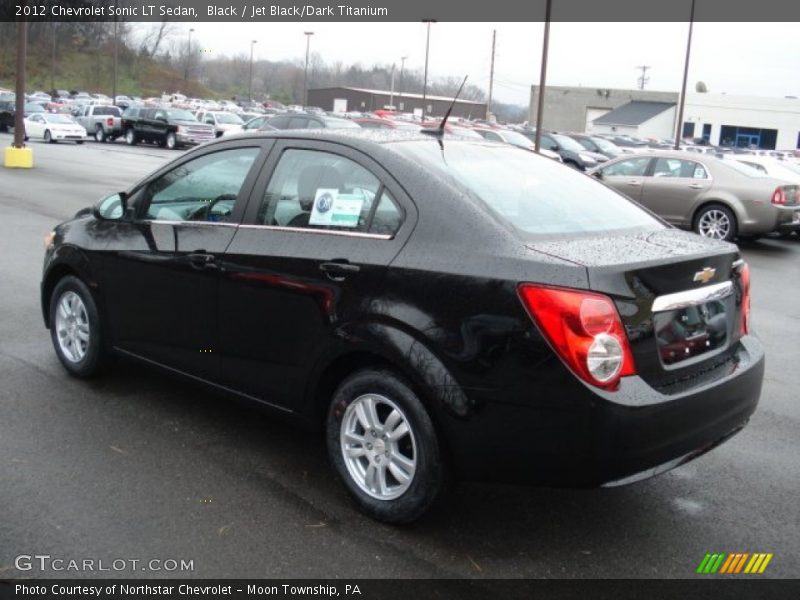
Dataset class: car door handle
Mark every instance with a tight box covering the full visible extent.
[627,180,641,186]
[187,252,218,270]
[688,183,704,189]
[320,261,360,281]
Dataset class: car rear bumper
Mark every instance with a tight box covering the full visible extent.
[445,335,764,486]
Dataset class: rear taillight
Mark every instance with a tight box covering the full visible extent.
[739,263,751,335]
[771,187,786,205]
[106,117,114,127]
[518,285,636,391]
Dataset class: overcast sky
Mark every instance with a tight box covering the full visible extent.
[146,22,800,105]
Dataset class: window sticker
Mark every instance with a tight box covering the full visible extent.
[309,189,364,227]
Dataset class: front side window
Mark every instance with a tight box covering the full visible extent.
[602,157,652,177]
[257,149,401,234]
[141,148,260,222]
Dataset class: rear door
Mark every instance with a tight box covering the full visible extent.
[641,157,712,225]
[217,139,416,411]
[598,156,652,203]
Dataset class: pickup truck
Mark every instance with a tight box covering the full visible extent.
[76,104,123,142]
[121,106,215,149]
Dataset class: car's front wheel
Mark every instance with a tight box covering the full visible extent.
[326,369,445,524]
[49,276,108,378]
[165,132,178,150]
[694,204,737,242]
[44,129,55,144]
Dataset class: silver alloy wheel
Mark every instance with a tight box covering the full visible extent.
[340,394,417,500]
[54,291,90,363]
[698,209,731,240]
[95,126,105,142]
[125,129,135,144]
[166,133,176,149]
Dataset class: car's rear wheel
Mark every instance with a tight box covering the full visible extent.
[94,126,106,143]
[326,369,445,524]
[125,129,137,145]
[49,276,108,378]
[694,204,737,242]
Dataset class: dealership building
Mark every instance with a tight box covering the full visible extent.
[307,86,487,119]
[529,85,800,149]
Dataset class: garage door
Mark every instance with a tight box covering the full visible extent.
[585,108,610,132]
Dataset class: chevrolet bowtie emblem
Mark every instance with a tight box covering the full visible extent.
[693,267,716,284]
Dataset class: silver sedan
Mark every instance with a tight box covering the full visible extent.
[590,151,800,241]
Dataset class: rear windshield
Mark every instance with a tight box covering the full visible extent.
[93,106,121,116]
[394,141,664,238]
[719,160,768,178]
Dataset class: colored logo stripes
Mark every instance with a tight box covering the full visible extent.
[697,552,773,574]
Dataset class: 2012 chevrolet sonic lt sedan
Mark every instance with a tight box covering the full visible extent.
[42,130,764,523]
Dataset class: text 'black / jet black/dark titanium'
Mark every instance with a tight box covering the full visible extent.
[41,130,764,523]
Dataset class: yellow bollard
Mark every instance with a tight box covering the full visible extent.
[4,146,33,168]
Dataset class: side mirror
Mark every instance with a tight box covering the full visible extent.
[155,115,167,122]
[549,144,559,152]
[593,171,604,180]
[93,192,128,221]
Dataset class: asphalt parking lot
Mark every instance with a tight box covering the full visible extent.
[1,132,798,579]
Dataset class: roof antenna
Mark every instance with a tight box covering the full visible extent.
[421,75,468,137]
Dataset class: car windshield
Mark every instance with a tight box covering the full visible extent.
[591,137,622,153]
[323,118,361,129]
[551,134,586,152]
[500,130,535,147]
[721,160,769,178]
[46,114,75,124]
[166,109,197,121]
[395,141,664,238]
[215,112,244,124]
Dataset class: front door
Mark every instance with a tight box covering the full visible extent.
[101,142,267,380]
[598,156,652,203]
[218,140,414,411]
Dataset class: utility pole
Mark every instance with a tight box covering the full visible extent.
[398,56,407,110]
[636,65,650,90]
[674,0,696,149]
[13,21,27,149]
[487,29,496,120]
[389,63,396,109]
[112,18,118,104]
[184,28,194,81]
[51,22,56,93]
[534,0,552,153]
[303,31,314,107]
[248,39,257,102]
[422,20,435,120]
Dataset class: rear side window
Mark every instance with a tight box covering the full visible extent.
[257,149,402,235]
[653,158,707,179]
[93,106,121,116]
[268,116,290,129]
[395,141,663,238]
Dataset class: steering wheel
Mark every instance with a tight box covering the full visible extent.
[188,193,237,221]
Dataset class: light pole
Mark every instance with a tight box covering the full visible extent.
[421,21,435,120]
[248,39,257,102]
[398,55,407,110]
[112,18,118,104]
[303,31,314,107]
[388,63,396,109]
[534,0,552,153]
[674,0,696,149]
[50,22,56,93]
[184,28,194,81]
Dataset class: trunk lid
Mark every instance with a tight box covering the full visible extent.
[527,228,746,392]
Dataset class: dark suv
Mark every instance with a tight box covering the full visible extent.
[122,107,215,149]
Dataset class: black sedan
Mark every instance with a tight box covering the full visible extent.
[41,131,764,523]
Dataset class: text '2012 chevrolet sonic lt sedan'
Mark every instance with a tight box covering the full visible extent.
[41,130,764,523]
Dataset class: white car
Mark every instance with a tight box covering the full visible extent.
[195,110,244,137]
[725,154,800,185]
[24,113,86,144]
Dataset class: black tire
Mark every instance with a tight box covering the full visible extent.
[48,275,108,378]
[76,140,84,145]
[326,369,445,524]
[693,203,737,242]
[125,128,137,145]
[166,132,177,150]
[44,129,55,144]
[95,126,106,143]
